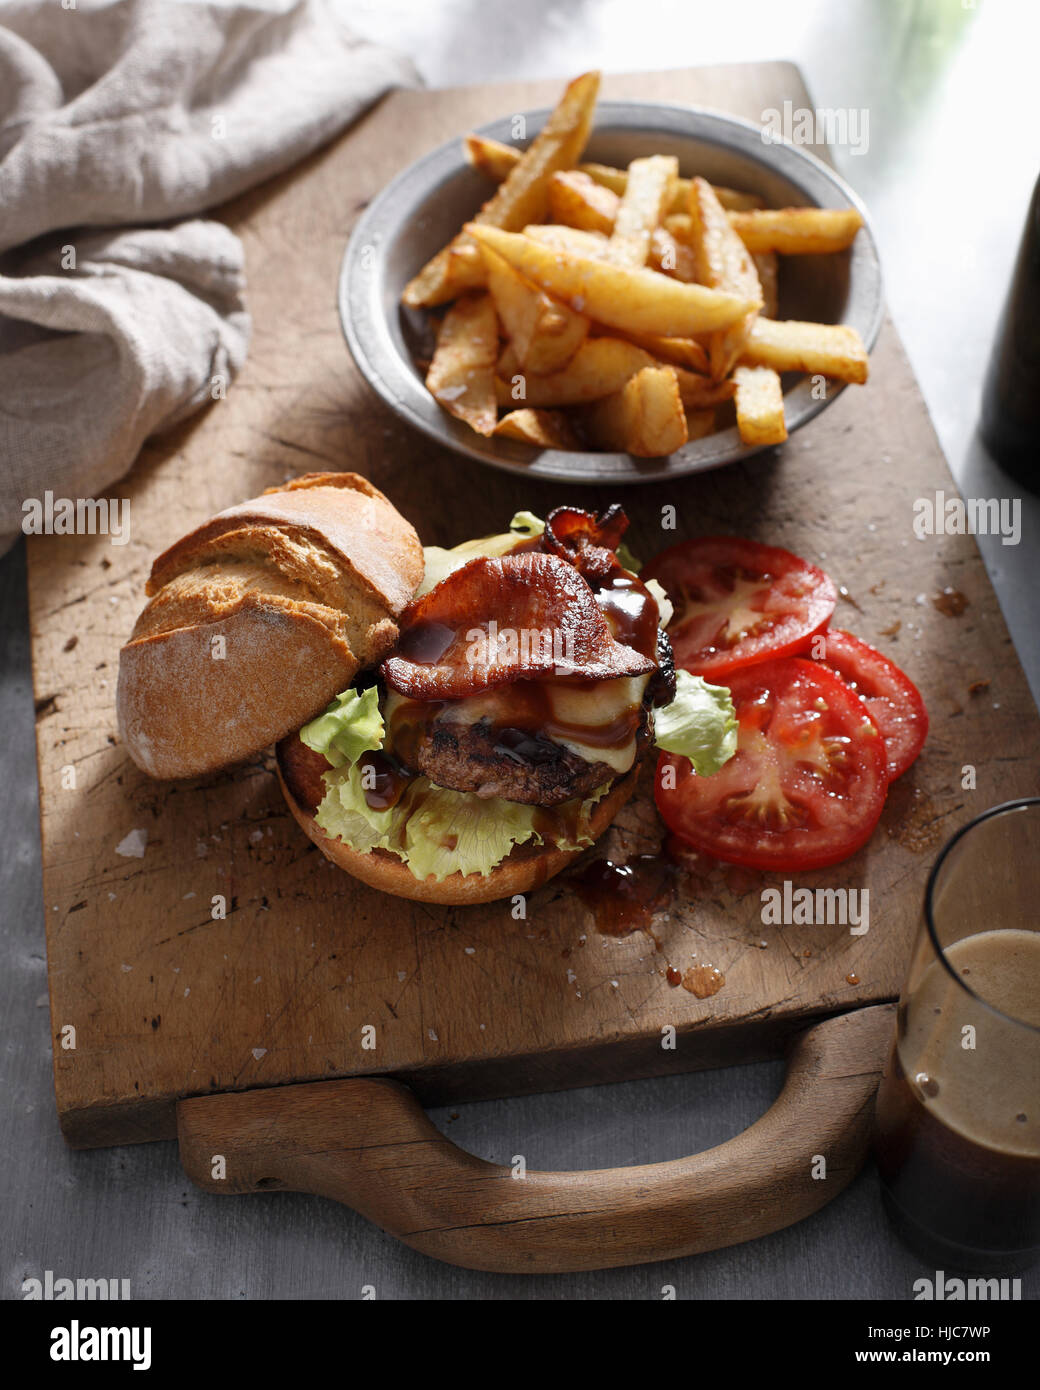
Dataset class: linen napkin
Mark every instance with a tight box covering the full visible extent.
[0,0,415,552]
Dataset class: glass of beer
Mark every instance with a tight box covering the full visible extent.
[874,798,1040,1272]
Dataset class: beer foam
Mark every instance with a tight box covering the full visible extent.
[898,929,1040,1157]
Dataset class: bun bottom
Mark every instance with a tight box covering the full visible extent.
[276,764,641,905]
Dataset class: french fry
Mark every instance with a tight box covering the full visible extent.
[703,185,766,214]
[542,181,699,282]
[480,243,588,375]
[733,364,787,446]
[672,367,737,410]
[687,177,758,293]
[684,407,718,441]
[741,317,869,384]
[687,176,763,380]
[648,227,699,282]
[494,336,657,408]
[727,207,863,255]
[493,408,581,449]
[403,71,601,307]
[467,223,757,338]
[530,217,697,283]
[548,169,617,234]
[425,293,499,435]
[607,155,678,267]
[752,251,779,319]
[523,223,610,256]
[467,146,763,214]
[621,330,709,373]
[579,161,764,214]
[583,366,688,456]
[663,212,695,244]
[463,132,522,183]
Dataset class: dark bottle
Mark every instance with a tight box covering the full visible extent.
[980,175,1040,491]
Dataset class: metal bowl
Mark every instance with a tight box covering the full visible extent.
[339,101,883,484]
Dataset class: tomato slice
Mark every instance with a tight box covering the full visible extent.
[655,657,887,871]
[811,629,928,781]
[642,536,836,679]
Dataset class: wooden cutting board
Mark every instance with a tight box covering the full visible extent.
[30,63,1039,1151]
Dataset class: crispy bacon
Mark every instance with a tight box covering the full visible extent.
[544,504,629,559]
[380,553,656,701]
[544,504,631,586]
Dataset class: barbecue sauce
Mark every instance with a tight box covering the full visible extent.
[570,855,676,941]
[357,750,411,811]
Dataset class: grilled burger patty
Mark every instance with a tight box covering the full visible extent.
[412,705,652,805]
[279,702,653,813]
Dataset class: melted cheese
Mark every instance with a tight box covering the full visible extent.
[383,679,648,774]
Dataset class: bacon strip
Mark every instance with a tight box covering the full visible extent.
[543,504,631,586]
[381,553,656,700]
[544,504,629,559]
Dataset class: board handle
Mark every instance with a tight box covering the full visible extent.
[177,1003,894,1274]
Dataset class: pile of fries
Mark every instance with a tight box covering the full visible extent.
[403,72,869,457]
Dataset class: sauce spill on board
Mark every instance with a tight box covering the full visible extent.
[569,855,675,944]
[933,587,969,617]
[682,964,726,998]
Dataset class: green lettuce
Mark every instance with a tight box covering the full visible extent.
[653,670,738,776]
[313,763,608,883]
[300,685,383,768]
[303,672,609,881]
[615,540,642,574]
[507,510,544,538]
[401,783,541,881]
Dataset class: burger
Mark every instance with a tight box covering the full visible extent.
[274,503,737,904]
[117,473,736,905]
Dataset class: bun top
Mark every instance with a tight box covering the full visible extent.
[146,473,421,616]
[117,473,424,780]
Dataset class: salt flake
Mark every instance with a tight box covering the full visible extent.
[115,828,147,858]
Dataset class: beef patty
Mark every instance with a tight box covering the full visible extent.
[278,704,653,813]
[411,705,652,805]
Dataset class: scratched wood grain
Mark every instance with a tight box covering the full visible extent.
[28,64,1040,1148]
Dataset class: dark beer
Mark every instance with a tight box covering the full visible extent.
[874,928,1040,1272]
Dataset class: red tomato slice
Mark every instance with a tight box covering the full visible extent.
[655,657,887,871]
[642,536,837,679]
[811,629,929,781]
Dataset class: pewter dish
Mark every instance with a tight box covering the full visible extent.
[339,102,883,484]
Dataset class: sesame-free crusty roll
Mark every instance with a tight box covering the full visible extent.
[117,472,424,779]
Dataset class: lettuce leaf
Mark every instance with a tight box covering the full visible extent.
[299,685,383,768]
[317,759,401,851]
[401,783,541,881]
[507,510,544,538]
[653,669,738,776]
[312,764,607,883]
[615,540,642,574]
[308,739,608,878]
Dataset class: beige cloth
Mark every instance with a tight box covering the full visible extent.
[0,0,415,551]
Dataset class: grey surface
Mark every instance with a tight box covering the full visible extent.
[3,0,1039,1301]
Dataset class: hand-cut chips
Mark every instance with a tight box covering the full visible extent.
[407,72,870,455]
